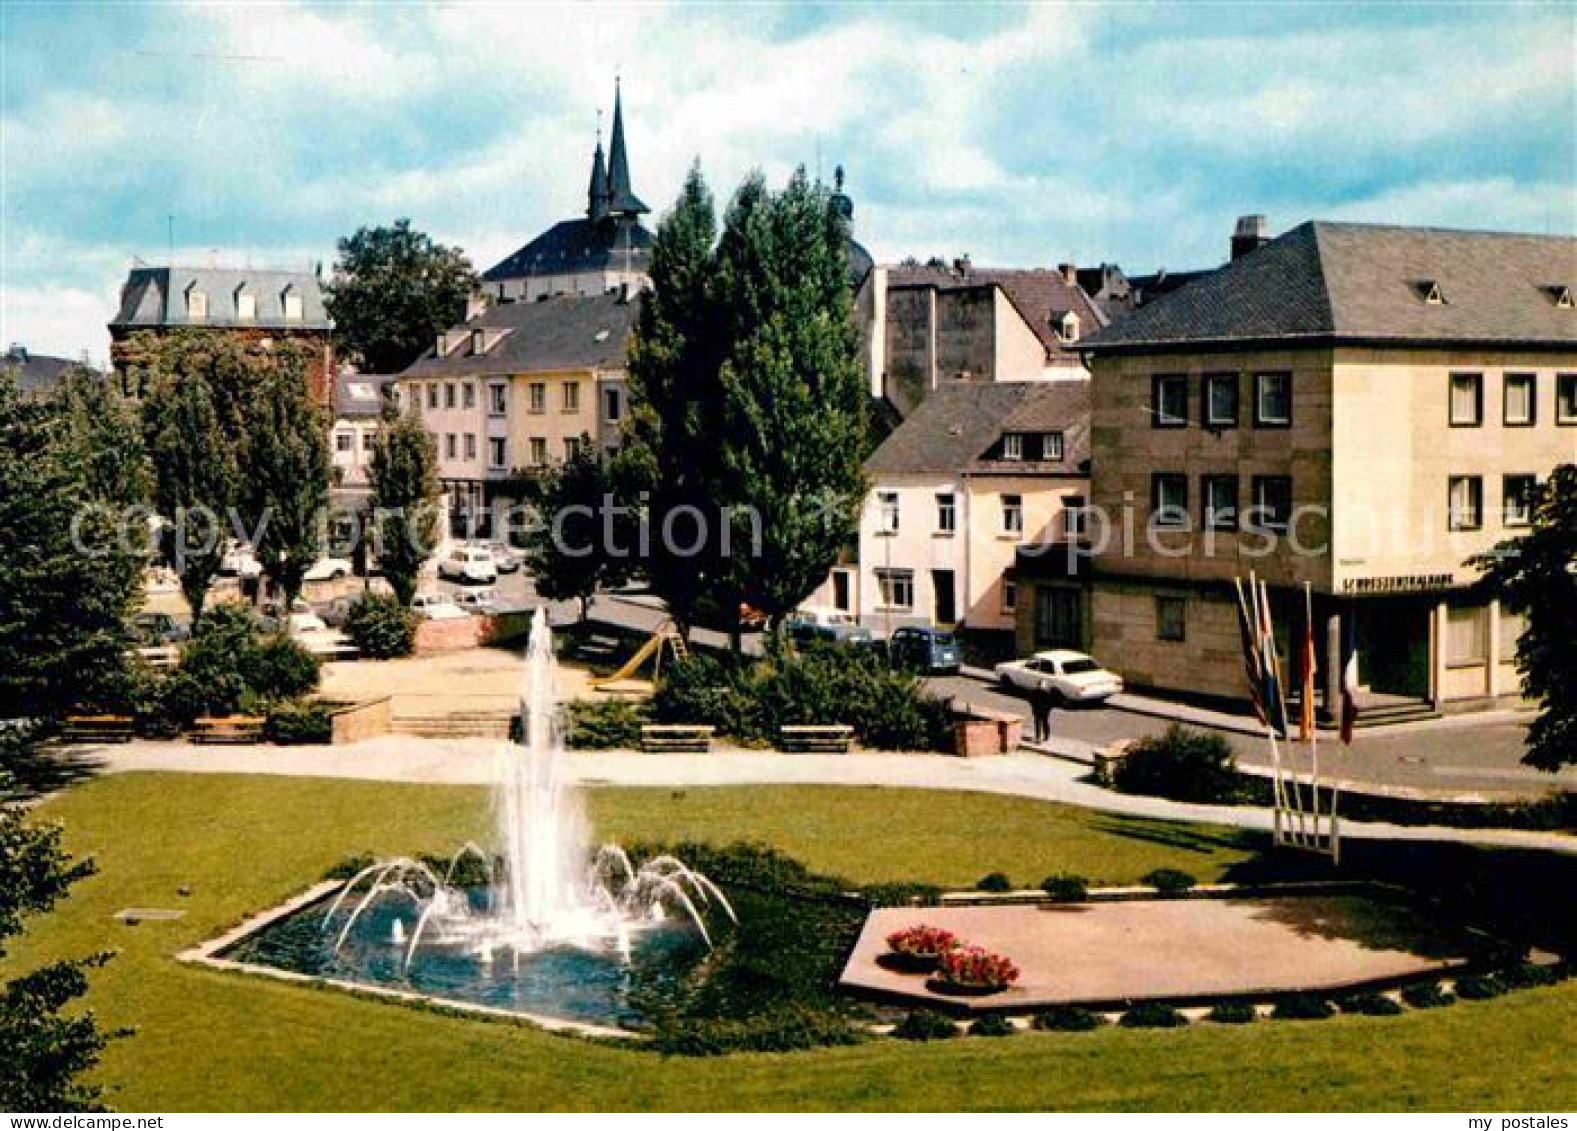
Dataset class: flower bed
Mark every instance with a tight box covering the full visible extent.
[883,924,958,972]
[930,945,1020,996]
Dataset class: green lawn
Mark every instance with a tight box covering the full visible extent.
[6,772,1574,1111]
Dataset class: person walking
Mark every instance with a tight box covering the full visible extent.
[1029,685,1057,744]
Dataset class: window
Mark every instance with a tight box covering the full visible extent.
[1155,595,1186,642]
[875,568,914,611]
[1151,473,1189,529]
[362,431,375,451]
[1558,374,1577,425]
[1001,493,1024,537]
[426,384,439,410]
[1446,605,1487,667]
[877,491,899,534]
[1249,476,1293,532]
[1041,432,1064,461]
[603,387,621,422]
[529,437,547,466]
[1499,608,1527,658]
[1503,474,1537,527]
[1203,474,1239,532]
[1203,373,1238,427]
[1152,374,1188,427]
[185,287,207,319]
[527,383,546,414]
[445,433,457,459]
[1449,373,1483,426]
[1503,373,1536,426]
[444,383,456,410]
[1059,312,1080,343]
[1063,495,1087,538]
[335,431,353,453]
[935,492,956,535]
[282,291,303,321]
[464,433,477,461]
[1419,280,1445,305]
[564,437,580,460]
[1035,587,1082,649]
[236,290,256,320]
[462,382,475,410]
[471,329,486,355]
[488,438,507,469]
[1001,581,1017,614]
[489,383,507,416]
[1448,475,1483,530]
[562,382,580,412]
[1254,372,1292,427]
[1002,433,1024,460]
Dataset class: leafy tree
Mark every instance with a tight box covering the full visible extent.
[368,401,440,606]
[244,358,330,611]
[51,366,150,510]
[143,373,237,621]
[519,439,634,622]
[324,219,478,374]
[1473,463,1577,770]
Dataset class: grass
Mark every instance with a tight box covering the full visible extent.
[5,771,1575,1111]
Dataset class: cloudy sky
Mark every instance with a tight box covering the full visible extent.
[3,1,1574,362]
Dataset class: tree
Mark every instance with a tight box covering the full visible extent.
[368,400,440,607]
[143,373,237,621]
[1473,463,1577,771]
[519,439,634,622]
[324,219,478,374]
[52,366,150,511]
[244,357,330,611]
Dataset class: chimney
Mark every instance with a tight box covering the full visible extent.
[952,255,971,275]
[1058,262,1077,285]
[1231,215,1269,261]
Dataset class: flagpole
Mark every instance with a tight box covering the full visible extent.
[1259,574,1306,843]
[1236,575,1282,846]
[1305,581,1322,845]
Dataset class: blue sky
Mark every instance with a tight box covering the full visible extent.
[3,1,1574,361]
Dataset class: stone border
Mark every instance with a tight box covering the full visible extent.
[178,880,646,1043]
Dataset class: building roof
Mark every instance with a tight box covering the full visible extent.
[333,371,397,420]
[3,345,87,397]
[109,265,331,331]
[401,290,642,378]
[1081,221,1577,353]
[885,263,1108,357]
[481,217,653,284]
[865,380,1091,477]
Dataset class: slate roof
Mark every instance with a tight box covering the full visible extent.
[333,371,397,419]
[866,380,1091,477]
[481,217,653,283]
[3,347,86,397]
[885,264,1108,356]
[1081,222,1577,353]
[402,291,641,378]
[109,265,331,330]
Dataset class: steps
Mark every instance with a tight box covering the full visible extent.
[391,711,515,739]
[1351,700,1439,728]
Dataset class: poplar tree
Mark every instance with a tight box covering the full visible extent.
[245,356,330,610]
[368,400,440,607]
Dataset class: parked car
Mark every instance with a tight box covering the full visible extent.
[219,541,262,579]
[993,649,1124,704]
[488,542,523,574]
[454,588,498,615]
[303,556,353,582]
[282,612,356,658]
[143,565,180,595]
[411,591,468,621]
[131,611,188,647]
[438,545,499,584]
[888,625,962,674]
[784,606,874,646]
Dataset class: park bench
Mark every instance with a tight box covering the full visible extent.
[191,715,265,745]
[61,714,135,743]
[640,724,714,754]
[779,723,854,754]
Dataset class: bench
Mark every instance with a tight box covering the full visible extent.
[576,634,622,661]
[61,714,135,743]
[780,723,854,754]
[640,724,714,754]
[192,715,265,744]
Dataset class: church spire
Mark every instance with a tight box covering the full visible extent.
[587,114,610,223]
[606,77,648,216]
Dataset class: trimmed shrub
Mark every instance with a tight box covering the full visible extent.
[863,881,943,907]
[1401,981,1454,1009]
[263,698,333,745]
[1040,874,1089,902]
[323,852,376,880]
[892,1009,959,1041]
[343,592,417,659]
[655,1005,864,1056]
[1032,1005,1104,1032]
[1142,868,1198,895]
[252,633,321,701]
[975,871,1014,893]
[176,603,260,715]
[1111,725,1240,803]
[1498,963,1563,989]
[564,697,649,749]
[1336,992,1402,1016]
[1119,1002,1187,1029]
[1452,975,1506,1001]
[1206,1001,1257,1024]
[1271,993,1334,1020]
[969,1013,1016,1038]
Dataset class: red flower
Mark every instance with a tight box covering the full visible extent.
[935,945,1020,989]
[885,924,958,959]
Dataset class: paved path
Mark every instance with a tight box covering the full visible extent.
[74,738,1577,856]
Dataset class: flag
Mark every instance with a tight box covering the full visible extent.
[1340,613,1360,744]
[1300,588,1317,743]
[1253,579,1289,738]
[1233,579,1267,727]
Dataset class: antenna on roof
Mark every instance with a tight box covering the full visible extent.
[167,214,174,264]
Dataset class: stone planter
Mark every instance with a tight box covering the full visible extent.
[926,978,1012,998]
[954,719,1000,757]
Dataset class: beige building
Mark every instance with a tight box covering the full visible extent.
[812,382,1090,647]
[1031,221,1576,719]
[329,371,397,507]
[397,292,639,537]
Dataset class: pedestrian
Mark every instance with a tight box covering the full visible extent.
[1030,685,1056,743]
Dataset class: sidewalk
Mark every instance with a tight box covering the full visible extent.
[77,737,1577,857]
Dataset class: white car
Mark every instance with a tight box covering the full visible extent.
[454,588,498,615]
[438,545,498,584]
[994,649,1124,704]
[219,542,263,579]
[411,592,468,621]
[488,542,523,574]
[284,612,357,658]
[303,556,353,582]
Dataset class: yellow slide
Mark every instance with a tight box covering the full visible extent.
[591,621,688,692]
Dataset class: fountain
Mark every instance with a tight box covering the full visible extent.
[320,609,734,974]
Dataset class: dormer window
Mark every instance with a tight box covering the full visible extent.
[1059,311,1080,343]
[235,288,256,321]
[471,329,486,355]
[1547,285,1573,309]
[281,286,303,321]
[1415,280,1445,305]
[185,284,208,320]
[1002,432,1024,461]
